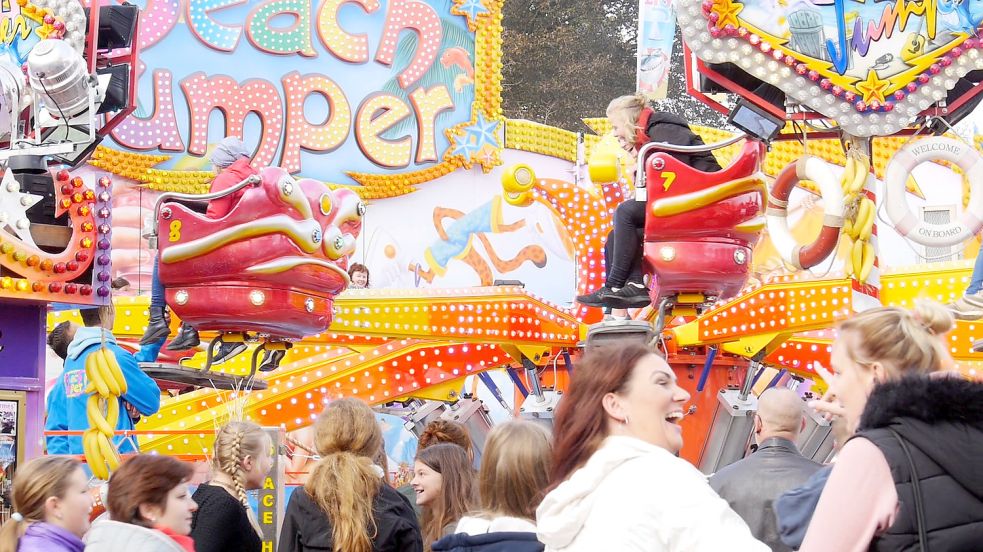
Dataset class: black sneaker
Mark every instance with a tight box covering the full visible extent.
[212,342,247,365]
[576,286,616,307]
[258,349,286,372]
[602,283,651,309]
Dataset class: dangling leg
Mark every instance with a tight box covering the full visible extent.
[603,202,651,309]
[140,256,172,345]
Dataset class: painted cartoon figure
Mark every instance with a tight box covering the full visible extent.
[413,196,549,286]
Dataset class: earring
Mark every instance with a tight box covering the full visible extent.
[623,415,630,426]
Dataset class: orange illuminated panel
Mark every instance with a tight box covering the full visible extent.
[331,287,581,346]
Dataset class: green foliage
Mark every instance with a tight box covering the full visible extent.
[500,0,725,132]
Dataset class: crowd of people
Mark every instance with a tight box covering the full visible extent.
[11,105,983,550]
[3,300,981,551]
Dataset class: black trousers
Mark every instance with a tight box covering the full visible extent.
[604,200,646,288]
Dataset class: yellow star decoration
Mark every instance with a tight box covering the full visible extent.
[856,69,890,104]
[711,0,744,29]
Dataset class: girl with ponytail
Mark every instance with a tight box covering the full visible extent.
[278,398,423,552]
[0,456,92,552]
[190,421,273,552]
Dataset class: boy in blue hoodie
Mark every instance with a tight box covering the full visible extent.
[45,304,163,455]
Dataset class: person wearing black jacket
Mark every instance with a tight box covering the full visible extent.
[577,94,722,310]
[280,482,422,552]
[277,398,422,552]
[856,375,983,550]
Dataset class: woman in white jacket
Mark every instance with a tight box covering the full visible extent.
[536,342,768,552]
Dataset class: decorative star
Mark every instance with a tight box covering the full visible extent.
[0,169,42,248]
[452,0,489,29]
[711,0,744,29]
[855,69,890,104]
[451,134,480,159]
[463,112,500,151]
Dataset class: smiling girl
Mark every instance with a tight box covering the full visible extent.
[535,343,767,551]
[412,444,477,551]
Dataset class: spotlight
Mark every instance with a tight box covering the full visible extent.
[0,60,24,139]
[27,39,92,120]
[96,63,130,114]
[86,2,139,50]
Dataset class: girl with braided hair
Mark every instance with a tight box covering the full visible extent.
[189,422,273,552]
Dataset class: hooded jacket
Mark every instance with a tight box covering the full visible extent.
[84,520,189,552]
[642,111,722,173]
[16,521,84,552]
[45,327,162,455]
[536,436,768,552]
[432,516,544,552]
[206,157,259,219]
[858,375,983,551]
[277,484,422,552]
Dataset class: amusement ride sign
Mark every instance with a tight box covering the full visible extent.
[104,0,504,187]
[679,0,983,136]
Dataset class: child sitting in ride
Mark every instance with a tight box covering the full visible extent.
[140,137,263,366]
[577,94,722,310]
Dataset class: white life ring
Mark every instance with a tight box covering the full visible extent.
[766,156,845,269]
[885,137,983,248]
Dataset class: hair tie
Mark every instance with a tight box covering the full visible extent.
[10,513,23,522]
[909,310,935,334]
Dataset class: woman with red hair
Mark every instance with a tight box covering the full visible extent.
[535,343,766,551]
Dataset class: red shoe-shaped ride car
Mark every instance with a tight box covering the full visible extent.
[642,139,766,304]
[156,167,363,339]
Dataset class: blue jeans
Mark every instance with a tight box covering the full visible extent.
[968,251,983,294]
[151,256,166,309]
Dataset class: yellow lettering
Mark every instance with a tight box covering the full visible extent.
[262,541,273,552]
[354,93,412,169]
[409,85,453,163]
[262,494,274,507]
[660,171,676,192]
[263,477,275,490]
[263,511,273,524]
[168,220,182,242]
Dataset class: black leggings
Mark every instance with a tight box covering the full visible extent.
[605,200,646,288]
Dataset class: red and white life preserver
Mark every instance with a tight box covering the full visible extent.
[766,156,845,269]
[885,136,983,248]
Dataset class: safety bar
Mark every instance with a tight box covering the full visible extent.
[151,174,263,237]
[635,133,750,188]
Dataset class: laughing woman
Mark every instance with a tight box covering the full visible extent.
[535,343,767,552]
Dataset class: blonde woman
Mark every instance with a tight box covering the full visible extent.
[190,421,273,552]
[577,94,722,310]
[0,457,93,552]
[278,398,422,552]
[433,420,552,552]
[797,301,983,551]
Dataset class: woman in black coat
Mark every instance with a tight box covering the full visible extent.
[277,398,422,552]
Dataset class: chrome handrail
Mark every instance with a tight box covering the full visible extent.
[151,174,263,237]
[634,133,750,188]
